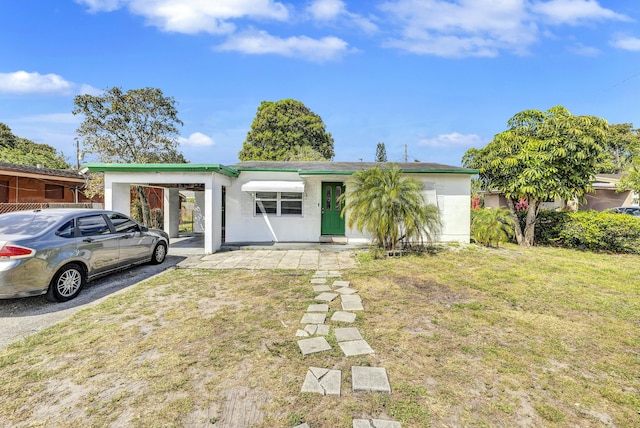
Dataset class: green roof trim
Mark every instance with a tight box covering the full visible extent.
[83,162,478,177]
[83,163,240,177]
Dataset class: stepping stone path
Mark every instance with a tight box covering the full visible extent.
[293,270,401,427]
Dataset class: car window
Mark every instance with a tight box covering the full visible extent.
[77,215,111,236]
[107,213,139,233]
[0,212,64,235]
[55,220,75,238]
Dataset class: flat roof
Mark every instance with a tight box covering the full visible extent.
[83,163,240,177]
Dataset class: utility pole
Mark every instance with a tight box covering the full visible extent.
[404,144,408,162]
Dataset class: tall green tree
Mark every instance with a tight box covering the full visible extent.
[375,142,387,162]
[0,122,69,169]
[598,123,640,173]
[339,164,441,250]
[463,106,608,247]
[73,87,187,225]
[238,99,334,161]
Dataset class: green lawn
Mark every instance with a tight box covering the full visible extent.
[0,245,638,427]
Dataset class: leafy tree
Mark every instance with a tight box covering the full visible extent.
[339,164,441,250]
[73,87,187,225]
[286,145,328,161]
[471,208,515,247]
[238,99,334,161]
[0,122,69,169]
[462,106,608,247]
[598,123,640,173]
[616,157,640,202]
[375,142,387,162]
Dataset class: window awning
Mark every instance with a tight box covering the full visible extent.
[241,180,305,193]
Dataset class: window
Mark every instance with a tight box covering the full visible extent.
[45,184,65,200]
[0,180,8,203]
[55,220,75,238]
[77,215,111,236]
[255,192,302,216]
[108,213,139,233]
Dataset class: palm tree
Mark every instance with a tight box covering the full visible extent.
[339,164,441,250]
[471,208,515,247]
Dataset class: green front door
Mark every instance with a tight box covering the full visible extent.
[321,182,345,235]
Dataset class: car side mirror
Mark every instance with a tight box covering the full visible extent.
[140,225,149,232]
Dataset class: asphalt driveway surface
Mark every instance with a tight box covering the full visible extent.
[0,255,189,350]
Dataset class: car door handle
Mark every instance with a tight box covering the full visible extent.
[83,237,94,243]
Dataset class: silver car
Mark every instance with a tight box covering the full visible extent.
[0,209,169,302]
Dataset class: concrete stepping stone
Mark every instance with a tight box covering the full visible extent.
[296,329,309,337]
[310,278,327,284]
[339,340,375,356]
[293,423,310,428]
[335,287,358,295]
[301,313,326,324]
[307,303,329,312]
[342,300,364,311]
[334,327,363,342]
[314,324,330,335]
[341,294,362,303]
[312,285,332,292]
[352,367,391,393]
[298,337,332,355]
[315,292,339,302]
[331,311,357,323]
[301,367,341,396]
[333,280,350,287]
[353,419,401,428]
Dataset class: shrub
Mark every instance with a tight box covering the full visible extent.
[534,210,570,245]
[557,211,640,253]
[471,208,516,247]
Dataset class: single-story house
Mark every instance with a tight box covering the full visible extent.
[482,173,633,212]
[85,161,478,253]
[0,161,97,206]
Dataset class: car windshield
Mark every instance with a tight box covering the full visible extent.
[0,212,65,236]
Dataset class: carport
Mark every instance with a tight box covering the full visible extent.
[84,164,238,254]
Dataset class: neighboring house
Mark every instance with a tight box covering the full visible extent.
[581,174,633,211]
[0,161,100,208]
[482,173,633,212]
[86,161,478,254]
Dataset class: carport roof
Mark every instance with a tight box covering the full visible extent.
[85,161,478,176]
[83,163,240,177]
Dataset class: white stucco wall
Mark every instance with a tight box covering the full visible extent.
[224,171,471,244]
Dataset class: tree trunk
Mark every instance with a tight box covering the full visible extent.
[505,199,524,245]
[522,202,539,247]
[135,185,152,227]
[506,198,540,247]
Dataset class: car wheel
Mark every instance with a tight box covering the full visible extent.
[150,242,167,265]
[46,263,86,302]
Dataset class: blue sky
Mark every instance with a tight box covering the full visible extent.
[0,0,638,167]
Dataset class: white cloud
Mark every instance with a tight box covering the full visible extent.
[611,35,640,51]
[0,71,74,94]
[308,0,378,33]
[380,0,538,58]
[216,30,351,62]
[417,132,485,148]
[179,132,215,147]
[308,0,345,20]
[76,0,289,34]
[0,71,100,96]
[531,0,630,25]
[568,43,601,56]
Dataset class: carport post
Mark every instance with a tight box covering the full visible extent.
[163,188,180,239]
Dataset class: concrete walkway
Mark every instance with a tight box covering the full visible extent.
[176,249,358,270]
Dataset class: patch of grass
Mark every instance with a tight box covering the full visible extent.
[0,246,639,427]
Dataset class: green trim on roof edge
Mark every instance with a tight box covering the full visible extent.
[84,163,477,177]
[83,163,240,177]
